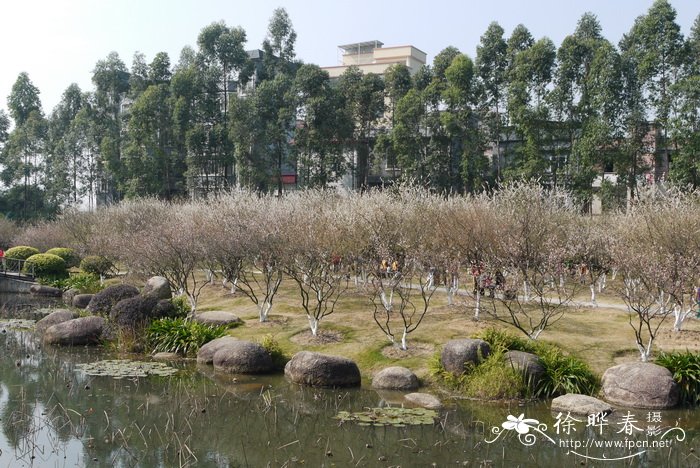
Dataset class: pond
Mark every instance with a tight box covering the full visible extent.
[0,306,698,466]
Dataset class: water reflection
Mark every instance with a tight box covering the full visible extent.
[0,322,697,467]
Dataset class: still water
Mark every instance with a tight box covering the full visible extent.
[0,313,698,466]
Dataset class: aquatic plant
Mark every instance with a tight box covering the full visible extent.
[75,359,178,378]
[335,406,437,427]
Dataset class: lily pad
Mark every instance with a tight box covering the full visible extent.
[0,319,36,330]
[334,407,438,427]
[76,360,178,378]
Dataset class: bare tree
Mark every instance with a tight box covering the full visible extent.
[613,188,700,359]
[361,187,440,350]
[480,183,582,340]
[106,199,209,315]
[283,192,351,336]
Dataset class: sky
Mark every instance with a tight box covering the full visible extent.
[1,0,698,118]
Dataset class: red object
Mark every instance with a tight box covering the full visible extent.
[0,249,4,258]
[281,174,297,185]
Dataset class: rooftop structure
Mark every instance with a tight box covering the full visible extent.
[322,40,427,78]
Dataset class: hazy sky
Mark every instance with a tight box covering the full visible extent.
[1,0,698,117]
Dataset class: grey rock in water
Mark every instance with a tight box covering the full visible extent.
[285,351,361,388]
[372,366,420,390]
[551,394,613,416]
[143,276,172,300]
[404,392,442,409]
[197,336,240,364]
[62,288,80,306]
[441,339,490,375]
[601,362,679,409]
[212,340,273,374]
[35,310,78,336]
[153,352,181,361]
[29,284,63,297]
[43,316,105,346]
[72,294,94,309]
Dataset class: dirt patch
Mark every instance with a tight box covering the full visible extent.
[381,342,435,359]
[290,329,344,345]
[657,328,700,351]
[245,316,291,328]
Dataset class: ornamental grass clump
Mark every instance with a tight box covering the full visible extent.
[467,327,599,399]
[531,343,599,398]
[147,318,227,357]
[428,348,526,400]
[656,350,700,406]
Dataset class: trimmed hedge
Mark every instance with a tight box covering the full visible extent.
[23,253,67,277]
[5,245,40,261]
[80,255,114,276]
[45,247,80,268]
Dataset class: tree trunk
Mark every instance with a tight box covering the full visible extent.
[308,316,319,336]
[474,289,481,321]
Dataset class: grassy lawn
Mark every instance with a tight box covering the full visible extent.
[190,274,700,381]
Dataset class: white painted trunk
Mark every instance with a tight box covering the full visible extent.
[447,277,458,306]
[529,329,543,340]
[187,294,197,315]
[559,275,564,288]
[259,301,272,323]
[638,340,652,362]
[380,290,393,311]
[308,316,319,336]
[590,285,597,307]
[672,306,693,332]
[474,289,481,321]
[401,328,408,351]
[230,278,238,294]
[427,272,434,289]
[523,281,531,301]
[597,274,606,292]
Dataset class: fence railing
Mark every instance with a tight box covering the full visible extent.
[0,258,35,278]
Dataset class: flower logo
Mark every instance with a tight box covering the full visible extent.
[502,413,540,434]
[486,413,554,446]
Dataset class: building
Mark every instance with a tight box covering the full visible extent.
[320,42,427,190]
[321,41,427,79]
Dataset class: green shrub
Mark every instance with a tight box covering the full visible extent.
[474,328,534,353]
[259,335,289,370]
[463,350,527,400]
[170,295,192,318]
[80,255,115,276]
[64,272,104,294]
[23,253,67,278]
[428,348,526,399]
[45,247,80,268]
[5,245,40,261]
[147,318,227,357]
[656,351,700,406]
